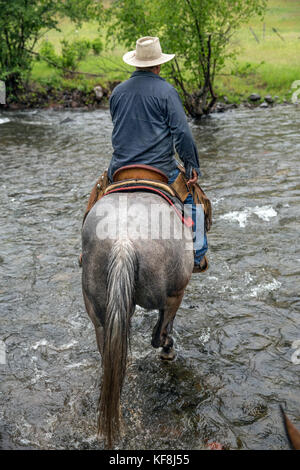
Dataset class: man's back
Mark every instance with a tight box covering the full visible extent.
[108,70,200,181]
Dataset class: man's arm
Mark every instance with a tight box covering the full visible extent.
[165,87,201,178]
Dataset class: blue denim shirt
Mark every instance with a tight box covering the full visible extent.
[108,70,201,181]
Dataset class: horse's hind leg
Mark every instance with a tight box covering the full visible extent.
[83,290,104,357]
[151,291,184,361]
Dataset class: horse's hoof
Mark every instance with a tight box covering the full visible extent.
[159,348,176,361]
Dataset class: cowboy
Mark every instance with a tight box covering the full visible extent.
[108,36,208,272]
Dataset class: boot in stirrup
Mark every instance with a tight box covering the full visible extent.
[193,255,208,274]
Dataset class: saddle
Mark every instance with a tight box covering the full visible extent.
[82,164,212,231]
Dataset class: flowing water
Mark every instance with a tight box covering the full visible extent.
[0,105,299,450]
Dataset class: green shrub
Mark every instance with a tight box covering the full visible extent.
[92,38,103,55]
[39,38,93,75]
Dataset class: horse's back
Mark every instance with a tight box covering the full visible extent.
[82,192,193,310]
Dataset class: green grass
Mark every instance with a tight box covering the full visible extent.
[30,19,130,91]
[215,0,300,101]
[30,0,300,103]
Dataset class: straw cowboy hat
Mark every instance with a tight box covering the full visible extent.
[123,36,175,67]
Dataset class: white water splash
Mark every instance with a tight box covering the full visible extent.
[212,197,224,206]
[0,117,10,124]
[252,205,277,221]
[220,205,277,227]
[31,339,78,351]
[250,278,281,297]
[66,359,94,369]
[221,210,248,227]
[199,327,211,344]
[32,339,48,350]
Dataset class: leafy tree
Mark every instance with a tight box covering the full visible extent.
[107,0,267,116]
[0,0,101,97]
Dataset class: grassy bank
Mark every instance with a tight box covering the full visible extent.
[19,0,300,107]
[215,0,300,102]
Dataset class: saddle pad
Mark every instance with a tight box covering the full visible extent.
[103,184,194,228]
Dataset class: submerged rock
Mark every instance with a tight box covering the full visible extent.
[59,117,74,124]
[214,102,238,113]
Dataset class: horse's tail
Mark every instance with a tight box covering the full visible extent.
[98,238,138,447]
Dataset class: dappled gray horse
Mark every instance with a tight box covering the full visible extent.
[81,191,194,446]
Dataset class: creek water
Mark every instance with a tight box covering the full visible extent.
[0,105,299,450]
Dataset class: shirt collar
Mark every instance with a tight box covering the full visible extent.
[130,70,166,81]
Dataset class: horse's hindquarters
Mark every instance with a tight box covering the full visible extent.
[82,192,193,309]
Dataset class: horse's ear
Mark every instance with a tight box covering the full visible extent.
[280,405,300,450]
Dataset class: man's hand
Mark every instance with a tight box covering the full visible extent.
[187,168,198,188]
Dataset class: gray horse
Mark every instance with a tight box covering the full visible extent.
[81,191,194,446]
